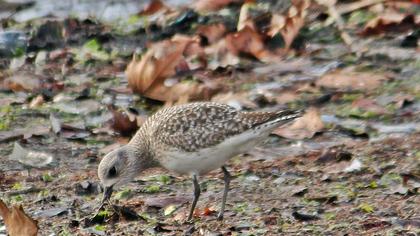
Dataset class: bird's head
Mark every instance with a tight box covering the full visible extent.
[97,145,140,203]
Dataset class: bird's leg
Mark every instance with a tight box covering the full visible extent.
[187,174,200,222]
[217,166,231,221]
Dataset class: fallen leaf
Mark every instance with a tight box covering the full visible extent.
[273,107,324,139]
[29,95,44,108]
[0,200,38,236]
[343,158,363,172]
[34,207,68,218]
[9,142,54,169]
[196,23,227,44]
[211,91,257,110]
[268,0,310,50]
[316,69,390,91]
[362,218,391,230]
[292,210,320,221]
[49,113,61,134]
[267,14,286,38]
[3,73,42,92]
[361,12,420,36]
[351,98,389,115]
[202,207,216,216]
[275,91,300,104]
[194,0,238,12]
[126,35,209,102]
[108,106,140,137]
[126,36,192,93]
[144,196,189,208]
[164,205,178,216]
[237,2,256,31]
[138,0,169,16]
[392,94,414,109]
[0,126,50,144]
[225,26,277,62]
[0,97,25,106]
[204,39,241,69]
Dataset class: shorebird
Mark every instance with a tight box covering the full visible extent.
[98,102,302,221]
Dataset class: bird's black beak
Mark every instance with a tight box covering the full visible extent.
[101,185,113,204]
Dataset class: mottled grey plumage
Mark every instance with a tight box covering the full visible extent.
[131,102,300,152]
[98,102,303,221]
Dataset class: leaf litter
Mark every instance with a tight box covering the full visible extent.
[0,0,419,235]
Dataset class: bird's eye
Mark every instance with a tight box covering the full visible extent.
[108,166,117,178]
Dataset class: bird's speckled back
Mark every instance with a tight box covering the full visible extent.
[129,102,300,153]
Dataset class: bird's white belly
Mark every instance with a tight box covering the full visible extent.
[159,128,270,175]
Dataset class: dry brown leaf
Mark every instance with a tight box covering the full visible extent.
[361,12,419,36]
[267,14,286,37]
[352,98,389,115]
[182,39,207,70]
[3,73,42,92]
[275,91,300,104]
[194,0,238,12]
[392,94,414,109]
[316,69,390,91]
[0,200,38,236]
[126,35,198,100]
[138,0,169,16]
[29,95,44,108]
[237,2,256,31]
[211,91,257,109]
[273,107,324,139]
[163,80,222,106]
[337,0,387,15]
[108,106,140,137]
[225,26,278,62]
[204,39,241,69]
[126,34,219,103]
[268,0,310,50]
[196,23,227,44]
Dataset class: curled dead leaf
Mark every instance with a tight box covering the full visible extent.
[126,35,204,102]
[29,95,44,108]
[202,207,216,216]
[273,107,324,139]
[211,91,257,109]
[316,69,391,91]
[225,26,278,62]
[194,0,238,12]
[392,94,414,109]
[0,200,38,236]
[361,12,420,36]
[237,2,256,31]
[352,98,389,115]
[205,39,240,69]
[138,0,169,16]
[3,73,42,93]
[109,106,140,137]
[196,23,227,44]
[268,0,310,50]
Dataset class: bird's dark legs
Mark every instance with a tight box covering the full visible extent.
[217,166,231,221]
[188,174,201,221]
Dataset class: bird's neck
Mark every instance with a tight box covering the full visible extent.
[127,126,159,170]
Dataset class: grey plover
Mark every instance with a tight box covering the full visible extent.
[98,102,302,221]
